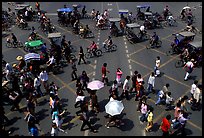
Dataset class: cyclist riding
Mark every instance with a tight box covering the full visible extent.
[103,36,113,50]
[82,24,91,38]
[139,25,146,39]
[180,47,190,63]
[88,41,99,56]
[150,32,159,46]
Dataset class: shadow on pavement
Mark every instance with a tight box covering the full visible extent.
[8,127,19,135]
[150,122,160,132]
[119,118,134,131]
[36,109,49,121]
[6,117,22,126]
[38,99,49,106]
[98,99,109,112]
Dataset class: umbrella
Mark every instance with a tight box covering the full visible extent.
[105,100,124,116]
[183,6,191,10]
[87,80,104,90]
[24,53,40,61]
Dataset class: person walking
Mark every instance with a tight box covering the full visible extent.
[116,68,123,87]
[139,101,148,123]
[145,107,154,132]
[160,114,172,136]
[80,71,89,91]
[130,70,138,93]
[191,84,202,110]
[101,63,110,85]
[154,56,160,77]
[34,75,44,97]
[39,68,49,93]
[183,59,194,81]
[78,46,86,65]
[146,72,155,95]
[188,80,198,104]
[8,90,22,112]
[120,76,131,100]
[71,60,78,81]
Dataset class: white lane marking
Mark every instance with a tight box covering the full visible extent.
[124,41,127,45]
[142,130,146,136]
[93,65,96,69]
[128,59,130,63]
[130,71,133,76]
[45,13,58,16]
[129,65,131,69]
[126,50,128,53]
[108,9,112,11]
[84,130,89,136]
[125,45,127,49]
[94,60,97,64]
[97,42,99,45]
[127,54,129,58]
[108,3,112,6]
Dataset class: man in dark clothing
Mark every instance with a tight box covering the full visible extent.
[71,60,77,81]
[78,46,86,65]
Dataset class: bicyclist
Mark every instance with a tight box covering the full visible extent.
[97,14,106,27]
[88,41,98,56]
[139,25,146,39]
[103,36,113,50]
[83,25,91,38]
[11,33,18,46]
[163,5,170,20]
[150,32,159,46]
[46,54,56,72]
[180,47,189,63]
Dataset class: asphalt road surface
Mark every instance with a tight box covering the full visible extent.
[2,2,202,136]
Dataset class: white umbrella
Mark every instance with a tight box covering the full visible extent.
[183,6,191,10]
[24,53,40,61]
[87,80,104,90]
[105,100,124,116]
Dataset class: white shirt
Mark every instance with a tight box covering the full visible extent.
[34,77,41,87]
[190,83,197,95]
[186,61,194,68]
[156,59,160,68]
[148,75,155,87]
[166,94,173,104]
[123,79,129,91]
[75,96,85,102]
[193,87,201,103]
[5,63,13,72]
[39,71,48,82]
[49,56,55,65]
[140,25,145,31]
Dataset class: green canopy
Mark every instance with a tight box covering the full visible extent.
[25,40,43,47]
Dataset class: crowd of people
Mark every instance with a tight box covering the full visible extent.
[1,2,202,136]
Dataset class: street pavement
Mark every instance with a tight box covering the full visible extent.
[2,2,202,136]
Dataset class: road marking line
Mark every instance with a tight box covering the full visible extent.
[142,130,146,136]
[107,8,112,11]
[108,3,112,6]
[130,59,152,71]
[128,59,130,63]
[97,38,100,41]
[62,116,80,127]
[126,49,128,53]
[163,74,191,88]
[45,13,58,16]
[187,120,202,131]
[128,47,146,56]
[124,41,127,45]
[127,54,129,58]
[129,65,132,70]
[130,71,133,76]
[84,130,89,136]
[125,45,127,49]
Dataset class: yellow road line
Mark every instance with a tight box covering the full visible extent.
[61,116,80,127]
[163,74,191,88]
[187,120,202,131]
[130,59,152,71]
[128,47,146,56]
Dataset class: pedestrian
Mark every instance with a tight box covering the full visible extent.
[172,102,181,123]
[165,92,174,110]
[146,72,155,95]
[145,107,154,132]
[120,76,131,100]
[116,68,123,87]
[155,89,165,106]
[191,84,201,111]
[39,68,49,93]
[80,71,89,91]
[109,80,119,99]
[78,46,86,65]
[76,77,82,92]
[90,93,100,113]
[71,60,78,81]
[160,114,172,136]
[50,120,67,136]
[188,80,198,104]
[154,56,160,77]
[137,95,147,112]
[34,75,44,97]
[101,63,110,85]
[130,70,138,93]
[75,92,85,108]
[35,2,40,11]
[183,59,194,81]
[135,74,143,100]
[79,110,97,133]
[139,101,148,123]
[8,90,22,112]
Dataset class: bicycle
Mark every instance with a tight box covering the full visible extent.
[6,40,23,48]
[146,39,162,49]
[102,43,117,53]
[85,48,103,59]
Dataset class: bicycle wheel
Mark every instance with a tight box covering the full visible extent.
[166,49,173,56]
[70,54,76,61]
[157,40,162,47]
[6,42,12,48]
[17,42,23,48]
[144,34,150,40]
[111,45,117,52]
[85,52,92,59]
[24,46,30,52]
[96,50,102,57]
[175,60,184,68]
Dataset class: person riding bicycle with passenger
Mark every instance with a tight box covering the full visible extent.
[88,41,99,56]
[150,32,159,46]
[97,14,106,28]
[103,36,113,50]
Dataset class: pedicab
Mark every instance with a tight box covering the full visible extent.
[109,18,123,37]
[24,40,43,52]
[48,32,62,45]
[15,4,30,15]
[136,4,151,20]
